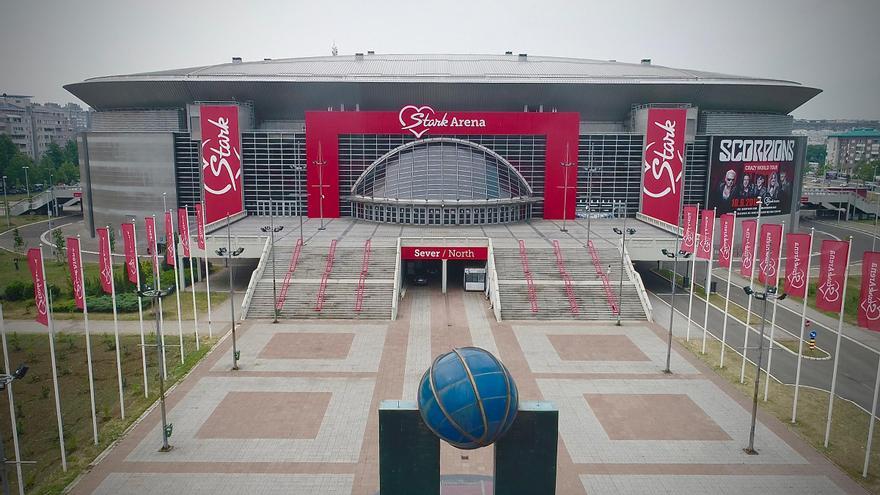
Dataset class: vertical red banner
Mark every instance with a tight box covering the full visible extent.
[67,237,85,310]
[740,219,758,278]
[681,205,698,254]
[696,209,715,260]
[145,216,158,273]
[200,105,243,225]
[859,252,880,331]
[96,227,113,294]
[27,248,49,326]
[121,222,138,284]
[757,224,783,286]
[641,108,687,226]
[784,233,812,298]
[178,207,191,258]
[816,240,850,312]
[195,203,206,250]
[164,210,175,267]
[718,213,735,268]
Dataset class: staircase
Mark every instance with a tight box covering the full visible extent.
[245,242,396,319]
[494,242,648,321]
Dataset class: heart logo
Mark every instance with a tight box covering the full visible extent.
[399,105,436,139]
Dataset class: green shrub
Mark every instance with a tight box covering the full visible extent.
[3,280,28,301]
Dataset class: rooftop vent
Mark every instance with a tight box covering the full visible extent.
[232,57,242,64]
[505,51,513,55]
[367,50,375,55]
[355,52,364,60]
[640,58,651,65]
[518,53,528,60]
[263,58,272,61]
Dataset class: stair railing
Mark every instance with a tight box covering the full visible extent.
[518,240,539,314]
[552,240,580,315]
[588,240,620,316]
[354,239,372,313]
[275,238,303,312]
[314,239,337,312]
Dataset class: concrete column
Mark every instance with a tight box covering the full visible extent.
[379,400,440,495]
[442,259,447,293]
[494,401,559,495]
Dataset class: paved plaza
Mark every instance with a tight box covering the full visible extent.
[69,287,866,494]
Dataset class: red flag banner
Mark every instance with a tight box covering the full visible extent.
[740,219,758,278]
[640,108,687,226]
[164,210,175,267]
[859,251,880,331]
[121,223,138,284]
[697,209,715,260]
[195,202,206,250]
[201,105,243,225]
[757,224,783,286]
[67,237,85,310]
[27,248,49,326]
[718,213,735,268]
[681,205,698,254]
[97,227,113,294]
[178,207,191,258]
[784,233,812,298]
[145,216,158,273]
[816,240,850,312]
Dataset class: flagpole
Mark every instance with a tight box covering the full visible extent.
[792,227,814,423]
[77,236,99,445]
[132,220,149,397]
[185,207,200,351]
[40,246,67,470]
[824,236,853,447]
[720,211,737,368]
[863,357,880,478]
[105,226,125,418]
[201,204,213,339]
[701,208,716,354]
[686,202,701,341]
[0,305,25,494]
[170,210,185,364]
[151,215,167,380]
[764,221,785,401]
[741,200,764,383]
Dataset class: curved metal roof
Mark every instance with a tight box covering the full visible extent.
[64,53,821,120]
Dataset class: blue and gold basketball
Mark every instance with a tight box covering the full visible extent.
[417,347,518,449]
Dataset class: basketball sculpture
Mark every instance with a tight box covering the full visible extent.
[417,347,518,449]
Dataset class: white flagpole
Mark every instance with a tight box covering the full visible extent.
[824,236,853,448]
[686,203,700,342]
[201,204,213,339]
[105,226,125,418]
[792,227,814,423]
[171,210,185,364]
[0,305,25,495]
[186,207,200,351]
[152,215,167,380]
[864,356,880,478]
[42,246,68,471]
[720,211,737,368]
[764,221,785,401]
[77,236,99,445]
[741,200,764,383]
[132,220,148,397]
[701,208,717,354]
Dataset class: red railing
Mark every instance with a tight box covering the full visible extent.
[275,238,303,311]
[552,240,579,315]
[588,240,620,316]
[314,240,337,312]
[518,240,539,314]
[354,240,372,313]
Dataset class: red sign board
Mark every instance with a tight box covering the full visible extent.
[73,191,82,198]
[200,105,243,225]
[641,108,687,226]
[401,246,488,261]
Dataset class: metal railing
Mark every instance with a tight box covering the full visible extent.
[354,239,372,313]
[240,235,272,319]
[518,240,539,314]
[622,241,653,321]
[275,238,303,312]
[486,238,503,322]
[588,240,619,316]
[391,237,402,320]
[314,239,337,312]
[552,240,579,315]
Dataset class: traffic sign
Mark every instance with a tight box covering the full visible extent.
[809,330,817,339]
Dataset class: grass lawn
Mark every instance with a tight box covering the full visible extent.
[0,332,217,494]
[681,336,880,493]
[0,215,52,236]
[777,338,831,359]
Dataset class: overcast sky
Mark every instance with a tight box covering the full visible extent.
[1,0,878,120]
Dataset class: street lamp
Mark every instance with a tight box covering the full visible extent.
[0,364,28,495]
[2,175,9,227]
[314,143,327,231]
[661,248,691,373]
[216,214,245,370]
[137,284,175,452]
[742,285,787,455]
[292,164,305,244]
[583,162,597,247]
[559,143,575,233]
[21,167,29,210]
[612,220,636,327]
[261,224,284,323]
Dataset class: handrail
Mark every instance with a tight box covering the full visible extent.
[518,240,539,314]
[588,240,620,316]
[486,238,502,322]
[354,239,372,312]
[275,238,303,311]
[552,240,579,315]
[314,239,337,312]
[622,241,653,321]
[391,237,402,320]
[240,235,272,319]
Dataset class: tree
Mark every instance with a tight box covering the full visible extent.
[52,229,65,263]
[64,139,79,166]
[806,144,827,165]
[854,160,880,184]
[0,135,17,171]
[56,162,79,184]
[12,228,24,252]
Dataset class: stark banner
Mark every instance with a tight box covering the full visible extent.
[784,233,812,298]
[164,210,175,267]
[121,223,138,284]
[816,240,849,312]
[859,251,880,331]
[97,227,113,294]
[178,207,191,258]
[740,219,758,278]
[200,105,243,225]
[195,202,206,250]
[681,205,698,254]
[641,108,687,226]
[707,136,802,217]
[66,237,85,309]
[697,209,715,260]
[145,216,158,272]
[757,223,783,286]
[27,248,49,326]
[718,213,735,268]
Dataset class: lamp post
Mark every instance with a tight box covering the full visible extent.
[2,176,9,227]
[216,214,244,370]
[46,174,53,230]
[661,248,691,373]
[261,223,284,323]
[742,285,786,455]
[21,167,29,211]
[314,143,327,231]
[0,364,29,495]
[136,284,175,452]
[612,215,635,326]
[873,161,879,251]
[583,162,597,247]
[293,164,305,244]
[559,143,575,233]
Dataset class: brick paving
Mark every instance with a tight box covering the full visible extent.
[69,286,867,494]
